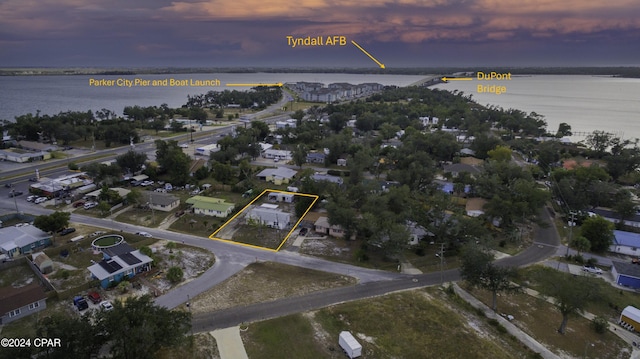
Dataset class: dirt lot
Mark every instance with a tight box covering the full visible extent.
[187,262,356,314]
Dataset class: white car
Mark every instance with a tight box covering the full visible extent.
[34,197,47,204]
[26,195,37,202]
[99,300,114,311]
[179,144,189,148]
[582,266,603,274]
[84,202,98,210]
[136,231,152,238]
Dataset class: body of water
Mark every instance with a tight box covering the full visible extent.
[1,73,639,141]
[433,75,640,140]
[0,73,425,121]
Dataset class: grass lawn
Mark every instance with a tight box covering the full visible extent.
[170,213,226,238]
[242,288,531,359]
[115,207,171,228]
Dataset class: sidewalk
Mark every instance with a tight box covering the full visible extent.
[210,326,249,359]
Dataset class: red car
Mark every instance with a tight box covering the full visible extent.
[87,291,102,304]
[73,201,86,208]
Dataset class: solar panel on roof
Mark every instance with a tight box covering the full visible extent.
[120,253,141,265]
[98,259,122,274]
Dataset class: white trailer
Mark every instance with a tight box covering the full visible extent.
[339,331,362,359]
[620,306,640,332]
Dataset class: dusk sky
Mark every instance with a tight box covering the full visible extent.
[1,0,639,68]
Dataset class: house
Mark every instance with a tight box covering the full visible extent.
[195,144,220,156]
[145,192,180,212]
[465,198,487,217]
[0,225,52,258]
[262,149,292,161]
[246,205,291,230]
[0,149,48,163]
[268,192,295,203]
[443,163,481,178]
[32,252,54,274]
[88,249,153,289]
[611,261,640,289]
[0,284,48,324]
[406,221,429,246]
[256,167,297,185]
[276,119,297,129]
[610,230,640,256]
[337,158,347,166]
[186,196,235,217]
[311,173,343,185]
[589,207,640,228]
[85,187,131,202]
[306,152,326,164]
[314,216,348,238]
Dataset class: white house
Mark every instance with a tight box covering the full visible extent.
[610,230,640,256]
[246,205,291,230]
[186,196,235,217]
[262,149,292,161]
[268,192,295,203]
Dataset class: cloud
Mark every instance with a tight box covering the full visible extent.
[1,0,639,66]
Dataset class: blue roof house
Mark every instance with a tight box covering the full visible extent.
[610,230,640,256]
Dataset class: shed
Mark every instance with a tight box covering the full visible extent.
[32,252,54,274]
[611,261,640,289]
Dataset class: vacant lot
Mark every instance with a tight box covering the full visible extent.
[187,262,356,314]
[241,288,531,359]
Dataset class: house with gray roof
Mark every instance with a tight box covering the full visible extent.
[311,173,343,185]
[256,167,297,185]
[0,225,51,258]
[246,205,291,230]
[145,191,180,212]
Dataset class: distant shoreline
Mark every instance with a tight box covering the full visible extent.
[1,66,640,78]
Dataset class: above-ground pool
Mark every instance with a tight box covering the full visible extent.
[92,234,124,250]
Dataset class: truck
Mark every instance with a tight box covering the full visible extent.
[73,296,89,311]
[619,306,640,332]
[339,331,362,359]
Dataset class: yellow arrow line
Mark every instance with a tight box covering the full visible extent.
[226,83,283,87]
[441,77,473,82]
[351,40,385,69]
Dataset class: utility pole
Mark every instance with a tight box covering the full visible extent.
[439,243,445,285]
[565,211,576,257]
[11,189,19,213]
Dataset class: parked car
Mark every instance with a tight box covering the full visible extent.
[72,200,86,208]
[73,296,88,311]
[4,183,12,188]
[34,197,47,204]
[9,190,24,197]
[87,291,102,304]
[136,231,152,238]
[299,228,308,236]
[28,177,39,182]
[26,195,37,202]
[84,202,98,210]
[582,265,603,274]
[59,227,76,236]
[100,301,114,311]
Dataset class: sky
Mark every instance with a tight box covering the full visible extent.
[1,0,640,68]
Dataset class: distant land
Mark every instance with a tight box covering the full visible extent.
[1,66,639,78]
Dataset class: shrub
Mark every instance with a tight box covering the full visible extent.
[167,266,184,283]
[592,316,609,334]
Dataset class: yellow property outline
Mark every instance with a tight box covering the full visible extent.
[209,189,319,252]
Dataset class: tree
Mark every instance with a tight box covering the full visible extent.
[292,144,308,168]
[556,122,572,138]
[34,313,106,359]
[580,215,615,252]
[167,266,184,283]
[116,150,147,174]
[155,140,191,186]
[33,211,70,244]
[487,145,512,162]
[98,295,191,359]
[570,235,591,256]
[585,130,615,155]
[533,268,601,334]
[459,247,520,311]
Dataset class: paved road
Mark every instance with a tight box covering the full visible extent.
[190,206,562,332]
